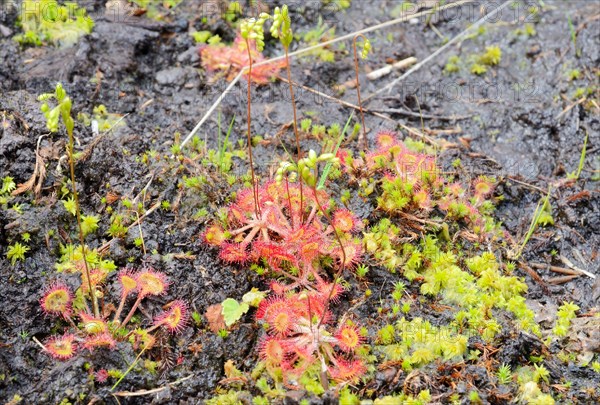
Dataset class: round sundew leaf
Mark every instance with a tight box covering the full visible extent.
[40,283,73,317]
[45,334,77,360]
[120,274,137,293]
[136,270,168,296]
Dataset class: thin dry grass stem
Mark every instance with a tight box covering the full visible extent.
[529,262,581,276]
[32,336,49,353]
[12,134,47,197]
[352,34,368,150]
[506,176,547,194]
[180,0,475,148]
[548,275,579,285]
[518,261,550,294]
[112,375,193,397]
[555,97,587,120]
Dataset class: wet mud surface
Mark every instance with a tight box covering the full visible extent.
[0,0,599,403]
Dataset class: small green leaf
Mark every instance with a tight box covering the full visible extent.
[221,298,249,326]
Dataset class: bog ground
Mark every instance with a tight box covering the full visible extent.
[0,1,599,404]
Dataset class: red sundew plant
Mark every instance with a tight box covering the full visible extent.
[256,288,366,384]
[332,209,361,233]
[362,130,497,237]
[205,181,362,289]
[120,268,169,328]
[39,267,187,363]
[94,369,109,383]
[200,34,286,85]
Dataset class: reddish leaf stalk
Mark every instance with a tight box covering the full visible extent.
[120,294,144,329]
[244,38,261,218]
[352,34,368,151]
[284,46,304,223]
[311,186,346,329]
[112,295,128,324]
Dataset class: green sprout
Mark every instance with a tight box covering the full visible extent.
[356,264,369,278]
[471,63,488,75]
[7,242,30,265]
[80,214,100,237]
[479,46,502,66]
[553,301,579,337]
[445,55,461,74]
[533,364,550,384]
[300,118,312,133]
[497,363,512,384]
[1,176,16,195]
[567,131,588,180]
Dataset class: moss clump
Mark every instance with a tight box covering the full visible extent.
[14,0,94,48]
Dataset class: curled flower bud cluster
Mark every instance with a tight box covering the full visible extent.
[275,149,339,187]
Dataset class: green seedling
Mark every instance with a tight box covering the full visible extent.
[6,242,30,265]
[445,55,461,74]
[515,188,553,259]
[567,131,588,180]
[479,46,502,66]
[471,63,487,75]
[497,363,512,384]
[553,301,579,337]
[533,364,550,384]
[356,264,369,278]
[567,16,580,57]
[300,17,337,62]
[300,118,312,133]
[0,176,16,205]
